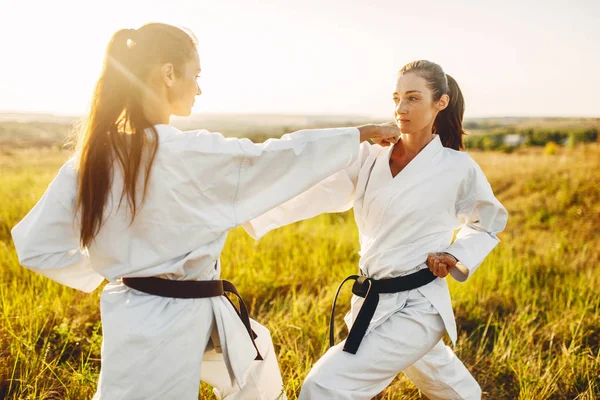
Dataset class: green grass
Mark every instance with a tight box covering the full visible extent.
[1,144,599,399]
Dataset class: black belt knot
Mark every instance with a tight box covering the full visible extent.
[329,268,437,354]
[352,276,372,297]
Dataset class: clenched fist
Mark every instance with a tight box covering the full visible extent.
[358,122,400,146]
[426,252,458,278]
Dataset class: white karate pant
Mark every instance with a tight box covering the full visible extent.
[403,339,481,399]
[93,283,285,400]
[94,317,285,400]
[202,319,287,400]
[299,290,481,400]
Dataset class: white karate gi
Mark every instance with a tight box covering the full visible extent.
[244,135,508,399]
[11,124,360,400]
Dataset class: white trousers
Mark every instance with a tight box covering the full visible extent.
[299,290,481,400]
[403,340,481,400]
[92,283,285,400]
[202,320,287,400]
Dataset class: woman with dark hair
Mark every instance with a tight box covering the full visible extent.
[244,60,508,399]
[10,23,400,399]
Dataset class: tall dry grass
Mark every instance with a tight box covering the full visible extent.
[0,144,598,399]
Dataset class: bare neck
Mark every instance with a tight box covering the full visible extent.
[392,127,436,162]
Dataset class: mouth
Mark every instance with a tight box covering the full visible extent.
[398,119,410,123]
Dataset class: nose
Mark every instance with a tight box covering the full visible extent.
[196,82,202,96]
[395,100,408,116]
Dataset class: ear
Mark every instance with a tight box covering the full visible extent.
[160,63,175,88]
[437,94,450,111]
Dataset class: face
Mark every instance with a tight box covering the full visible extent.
[166,50,202,117]
[393,72,448,135]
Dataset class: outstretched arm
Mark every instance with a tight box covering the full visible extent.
[234,124,397,238]
[241,141,376,239]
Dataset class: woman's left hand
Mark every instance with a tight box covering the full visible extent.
[426,252,458,278]
[369,122,400,146]
[358,122,400,145]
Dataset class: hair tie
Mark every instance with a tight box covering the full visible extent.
[126,29,137,49]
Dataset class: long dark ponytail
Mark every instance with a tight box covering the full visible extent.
[399,60,465,150]
[76,23,197,248]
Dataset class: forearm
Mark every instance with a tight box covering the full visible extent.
[358,125,376,143]
[358,123,398,143]
[444,228,501,281]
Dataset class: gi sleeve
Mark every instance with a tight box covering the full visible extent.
[11,159,105,293]
[232,128,361,229]
[241,141,375,239]
[445,158,508,282]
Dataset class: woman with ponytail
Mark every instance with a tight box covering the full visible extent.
[10,23,400,399]
[243,60,508,399]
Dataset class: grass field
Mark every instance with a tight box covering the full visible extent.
[1,142,599,399]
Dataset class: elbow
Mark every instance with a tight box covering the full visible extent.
[16,252,58,272]
[11,223,37,267]
[12,237,44,271]
[14,245,78,273]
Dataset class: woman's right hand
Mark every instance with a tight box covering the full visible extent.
[357,122,400,146]
[426,252,458,278]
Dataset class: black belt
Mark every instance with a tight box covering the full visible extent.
[329,268,437,354]
[122,276,263,360]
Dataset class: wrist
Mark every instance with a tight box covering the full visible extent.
[358,125,375,143]
[443,252,458,264]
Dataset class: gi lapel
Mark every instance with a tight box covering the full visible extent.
[364,136,444,240]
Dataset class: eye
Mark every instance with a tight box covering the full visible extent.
[393,97,399,104]
[409,96,419,101]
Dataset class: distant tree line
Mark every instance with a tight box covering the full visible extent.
[464,127,599,152]
[1,120,599,153]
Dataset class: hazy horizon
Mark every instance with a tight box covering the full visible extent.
[2,0,599,118]
[2,109,599,121]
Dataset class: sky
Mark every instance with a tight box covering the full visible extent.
[1,0,599,119]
